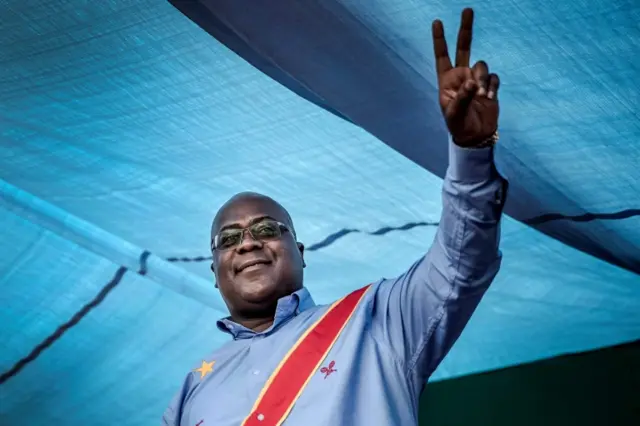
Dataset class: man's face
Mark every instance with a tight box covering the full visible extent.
[211,194,304,317]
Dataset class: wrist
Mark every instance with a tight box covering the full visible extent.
[447,138,497,182]
[453,130,499,149]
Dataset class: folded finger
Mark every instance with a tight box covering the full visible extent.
[472,60,489,96]
[487,73,500,100]
[446,79,478,119]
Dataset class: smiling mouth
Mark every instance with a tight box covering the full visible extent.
[237,260,271,273]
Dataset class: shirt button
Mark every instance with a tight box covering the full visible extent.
[257,414,265,421]
[253,370,260,375]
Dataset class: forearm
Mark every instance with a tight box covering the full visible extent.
[436,139,507,286]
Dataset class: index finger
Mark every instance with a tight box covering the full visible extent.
[431,19,452,77]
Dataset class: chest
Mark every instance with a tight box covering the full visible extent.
[181,318,404,426]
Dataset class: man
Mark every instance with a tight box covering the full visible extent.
[163,7,507,426]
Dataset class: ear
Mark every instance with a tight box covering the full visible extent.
[211,263,219,288]
[297,242,306,268]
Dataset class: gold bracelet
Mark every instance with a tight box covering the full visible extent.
[474,130,499,148]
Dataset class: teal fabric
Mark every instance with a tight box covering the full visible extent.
[0,1,638,425]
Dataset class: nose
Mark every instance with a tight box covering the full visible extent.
[236,228,263,253]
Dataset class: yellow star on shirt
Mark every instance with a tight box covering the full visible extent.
[194,360,215,380]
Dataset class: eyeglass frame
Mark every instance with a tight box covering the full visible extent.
[210,218,295,252]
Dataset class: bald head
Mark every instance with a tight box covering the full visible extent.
[212,192,295,241]
[209,192,305,324]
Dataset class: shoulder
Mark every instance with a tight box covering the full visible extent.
[319,279,387,321]
[189,338,239,372]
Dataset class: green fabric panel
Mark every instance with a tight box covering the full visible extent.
[420,341,639,426]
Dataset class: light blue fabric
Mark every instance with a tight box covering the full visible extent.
[1,1,639,425]
[162,142,505,426]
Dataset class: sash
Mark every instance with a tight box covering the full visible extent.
[241,284,371,426]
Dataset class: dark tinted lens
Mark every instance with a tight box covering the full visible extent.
[250,220,282,240]
[216,229,243,249]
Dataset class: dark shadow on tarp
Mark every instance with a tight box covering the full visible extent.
[420,339,640,426]
[168,0,640,275]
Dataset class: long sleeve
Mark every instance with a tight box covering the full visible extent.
[370,139,508,383]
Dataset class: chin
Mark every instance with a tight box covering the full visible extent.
[237,275,279,304]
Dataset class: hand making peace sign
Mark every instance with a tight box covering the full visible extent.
[432,8,499,147]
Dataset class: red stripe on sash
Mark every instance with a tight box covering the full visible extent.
[242,284,371,426]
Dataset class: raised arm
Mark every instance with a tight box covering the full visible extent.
[370,138,507,381]
[369,8,507,382]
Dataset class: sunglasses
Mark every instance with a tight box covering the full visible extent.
[212,219,293,251]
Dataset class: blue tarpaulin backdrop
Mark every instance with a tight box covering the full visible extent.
[0,0,639,425]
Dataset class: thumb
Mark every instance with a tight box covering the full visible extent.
[445,79,478,119]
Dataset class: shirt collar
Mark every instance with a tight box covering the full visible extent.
[216,287,316,339]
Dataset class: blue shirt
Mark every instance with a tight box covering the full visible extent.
[162,141,507,426]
